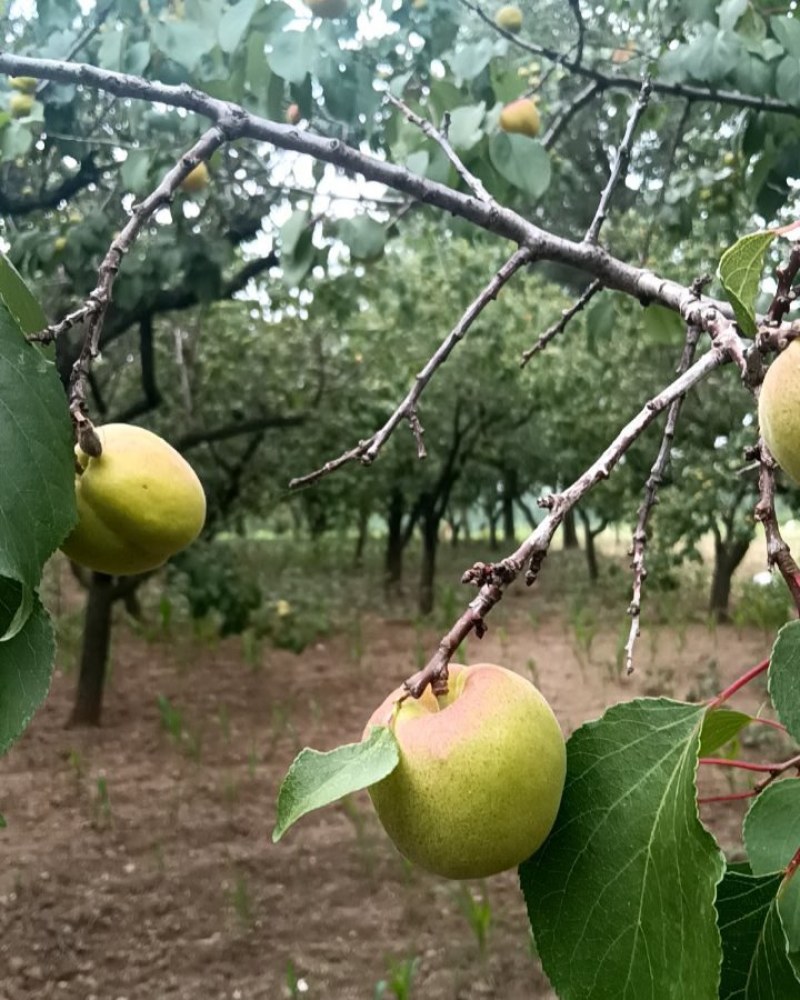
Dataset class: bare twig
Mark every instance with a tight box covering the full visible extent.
[386,93,491,203]
[585,77,652,244]
[754,439,800,612]
[765,242,800,328]
[289,247,534,489]
[567,0,586,67]
[520,279,602,365]
[37,125,237,443]
[542,80,604,151]
[624,324,701,674]
[640,100,691,265]
[403,329,733,698]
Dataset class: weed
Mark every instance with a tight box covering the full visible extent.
[230,869,255,929]
[453,882,492,959]
[374,956,420,1000]
[92,775,112,829]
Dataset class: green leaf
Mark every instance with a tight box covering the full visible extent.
[744,781,800,973]
[280,209,310,256]
[0,594,55,758]
[642,302,684,345]
[718,230,775,336]
[768,620,800,743]
[699,708,752,755]
[120,150,151,195]
[219,0,260,54]
[446,39,495,82]
[776,56,800,104]
[97,25,126,70]
[272,725,400,842]
[151,20,218,73]
[0,304,76,616]
[488,133,551,198]
[772,15,800,59]
[0,251,46,334]
[446,104,485,152]
[521,699,723,1000]
[281,228,316,287]
[716,868,800,999]
[267,29,316,85]
[718,0,747,32]
[339,216,386,262]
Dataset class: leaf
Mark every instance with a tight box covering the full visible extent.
[0,593,55,758]
[151,20,218,73]
[446,39,495,82]
[718,230,775,336]
[772,15,800,59]
[521,699,723,1000]
[446,104,485,151]
[339,216,386,262]
[776,56,800,105]
[716,868,800,999]
[768,620,800,743]
[642,302,684,345]
[219,0,260,53]
[120,150,151,195]
[272,725,400,841]
[744,781,800,972]
[97,25,125,70]
[0,251,46,334]
[699,708,752,755]
[718,0,747,32]
[0,304,76,626]
[488,133,551,199]
[280,209,310,257]
[267,29,317,85]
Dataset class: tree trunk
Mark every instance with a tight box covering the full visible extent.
[485,502,499,550]
[578,510,599,581]
[353,498,370,568]
[563,508,579,549]
[69,572,114,727]
[709,535,750,622]
[502,469,517,543]
[384,488,404,594]
[418,507,439,616]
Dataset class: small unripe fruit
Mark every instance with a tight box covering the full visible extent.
[8,92,34,118]
[495,4,523,32]
[499,98,540,138]
[53,236,67,252]
[60,424,206,576]
[305,0,348,17]
[364,663,566,879]
[9,76,37,93]
[286,103,301,125]
[759,341,800,484]
[180,161,209,194]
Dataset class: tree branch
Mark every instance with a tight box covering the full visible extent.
[585,77,651,244]
[754,439,800,612]
[386,93,491,203]
[0,53,736,323]
[520,279,602,365]
[458,0,800,119]
[624,323,700,674]
[0,155,100,216]
[177,413,306,453]
[288,247,534,489]
[542,80,604,151]
[403,325,734,698]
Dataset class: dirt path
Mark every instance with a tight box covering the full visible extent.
[0,601,778,999]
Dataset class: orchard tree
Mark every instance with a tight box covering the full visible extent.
[3,2,800,998]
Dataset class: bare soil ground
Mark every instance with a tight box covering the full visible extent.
[0,569,786,1000]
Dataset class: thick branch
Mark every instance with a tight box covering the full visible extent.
[0,156,100,216]
[0,53,735,322]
